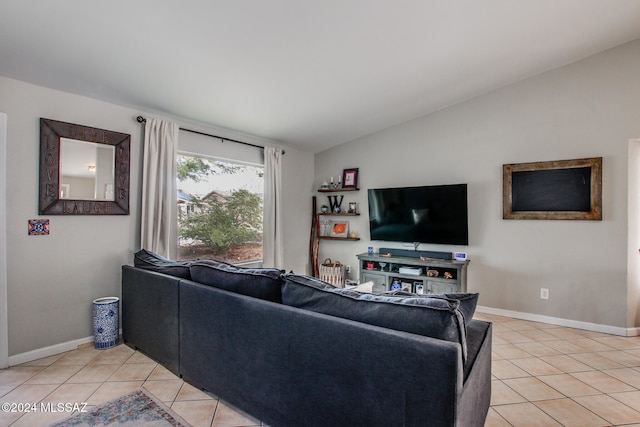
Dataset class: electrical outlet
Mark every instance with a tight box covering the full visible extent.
[345,265,351,273]
[540,288,549,300]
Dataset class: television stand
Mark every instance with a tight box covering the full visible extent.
[356,253,469,294]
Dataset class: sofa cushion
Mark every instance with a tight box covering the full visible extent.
[440,293,479,325]
[133,249,193,279]
[387,291,479,325]
[190,260,284,303]
[282,274,468,360]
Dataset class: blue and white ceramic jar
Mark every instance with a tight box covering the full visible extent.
[93,297,119,349]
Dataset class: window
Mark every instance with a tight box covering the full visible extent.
[176,153,264,264]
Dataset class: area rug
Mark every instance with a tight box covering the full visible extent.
[48,388,191,427]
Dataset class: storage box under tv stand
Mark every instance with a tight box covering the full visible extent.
[357,253,469,294]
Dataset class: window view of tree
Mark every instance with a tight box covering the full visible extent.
[177,154,263,264]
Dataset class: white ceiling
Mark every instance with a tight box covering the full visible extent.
[2,1,640,153]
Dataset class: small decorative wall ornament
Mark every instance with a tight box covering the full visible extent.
[28,219,50,235]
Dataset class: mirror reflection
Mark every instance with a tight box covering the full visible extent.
[60,138,115,201]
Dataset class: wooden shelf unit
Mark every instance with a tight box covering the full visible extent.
[316,187,360,238]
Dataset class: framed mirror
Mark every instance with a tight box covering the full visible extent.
[39,118,130,215]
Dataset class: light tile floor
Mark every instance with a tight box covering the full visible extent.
[477,313,640,427]
[1,313,639,426]
[0,344,262,427]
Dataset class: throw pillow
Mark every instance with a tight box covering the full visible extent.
[282,274,468,361]
[133,249,193,279]
[351,281,374,293]
[190,260,284,303]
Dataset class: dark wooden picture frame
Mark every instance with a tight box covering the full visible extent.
[503,157,602,220]
[39,118,130,215]
[341,167,359,189]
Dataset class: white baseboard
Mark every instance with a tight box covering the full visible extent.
[8,336,95,366]
[477,305,639,337]
[8,329,124,367]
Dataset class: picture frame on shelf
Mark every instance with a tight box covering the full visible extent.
[341,168,359,189]
[330,221,349,238]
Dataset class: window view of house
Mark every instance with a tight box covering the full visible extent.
[176,153,264,264]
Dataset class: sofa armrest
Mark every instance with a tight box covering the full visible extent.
[121,265,180,374]
[458,320,492,426]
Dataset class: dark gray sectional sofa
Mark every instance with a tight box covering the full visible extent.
[122,251,492,427]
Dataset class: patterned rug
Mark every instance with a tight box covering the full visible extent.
[48,388,191,427]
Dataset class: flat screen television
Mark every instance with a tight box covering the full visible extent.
[367,184,468,245]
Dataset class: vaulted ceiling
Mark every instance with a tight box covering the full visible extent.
[2,1,640,152]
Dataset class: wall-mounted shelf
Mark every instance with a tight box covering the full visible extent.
[318,212,360,216]
[317,187,360,192]
[319,236,360,241]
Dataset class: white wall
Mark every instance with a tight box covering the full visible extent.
[0,75,313,359]
[315,39,640,330]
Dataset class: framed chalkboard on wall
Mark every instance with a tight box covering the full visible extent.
[503,157,602,220]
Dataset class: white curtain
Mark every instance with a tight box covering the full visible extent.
[141,118,179,259]
[263,146,284,269]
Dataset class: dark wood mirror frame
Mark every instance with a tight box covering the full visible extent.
[39,118,130,215]
[503,157,602,220]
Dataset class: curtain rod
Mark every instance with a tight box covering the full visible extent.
[136,116,284,155]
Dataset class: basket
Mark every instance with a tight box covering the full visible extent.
[319,258,346,287]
